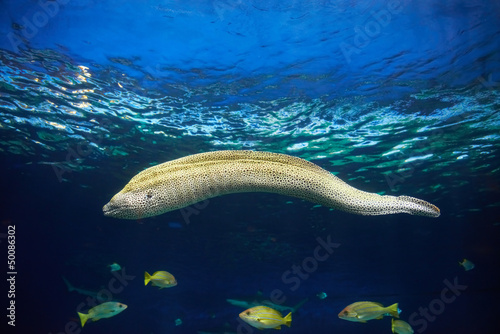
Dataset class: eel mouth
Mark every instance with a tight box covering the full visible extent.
[102,195,141,219]
[102,201,118,217]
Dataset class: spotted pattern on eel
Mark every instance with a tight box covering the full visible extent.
[103,150,440,219]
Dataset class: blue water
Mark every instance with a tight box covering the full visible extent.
[1,1,499,333]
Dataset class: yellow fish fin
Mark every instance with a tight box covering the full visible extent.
[376,315,384,319]
[77,312,89,328]
[386,303,400,318]
[273,325,281,330]
[144,271,151,286]
[283,312,292,327]
[391,318,396,333]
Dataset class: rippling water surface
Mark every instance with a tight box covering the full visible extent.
[1,46,499,211]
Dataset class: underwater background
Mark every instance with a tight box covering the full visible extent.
[1,0,500,333]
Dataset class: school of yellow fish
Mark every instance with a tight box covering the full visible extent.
[70,254,476,331]
[70,267,417,332]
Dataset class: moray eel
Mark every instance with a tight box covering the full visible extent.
[103,150,440,219]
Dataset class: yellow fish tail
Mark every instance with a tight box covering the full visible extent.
[284,312,292,327]
[386,303,400,318]
[144,271,151,286]
[77,312,89,328]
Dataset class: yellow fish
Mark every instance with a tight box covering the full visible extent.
[144,271,177,288]
[459,258,475,271]
[239,305,292,330]
[77,301,127,327]
[338,301,399,323]
[392,318,414,334]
